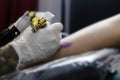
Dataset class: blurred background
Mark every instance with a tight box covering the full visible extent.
[0,0,120,35]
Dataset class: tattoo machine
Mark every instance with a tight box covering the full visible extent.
[28,11,55,32]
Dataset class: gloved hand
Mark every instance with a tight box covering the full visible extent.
[9,22,63,69]
[14,11,54,33]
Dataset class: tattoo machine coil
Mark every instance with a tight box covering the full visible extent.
[28,11,55,32]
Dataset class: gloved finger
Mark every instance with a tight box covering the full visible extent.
[36,11,55,21]
[35,12,45,19]
[48,22,63,33]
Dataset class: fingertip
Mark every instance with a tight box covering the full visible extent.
[49,22,63,32]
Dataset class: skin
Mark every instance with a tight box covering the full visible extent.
[0,45,18,76]
[44,13,120,61]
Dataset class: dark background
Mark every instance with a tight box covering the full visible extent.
[0,0,120,34]
[0,0,38,31]
[62,0,120,34]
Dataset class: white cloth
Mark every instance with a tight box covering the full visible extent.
[9,22,63,69]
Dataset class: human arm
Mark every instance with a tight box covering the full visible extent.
[44,13,120,61]
[0,45,18,76]
[0,11,32,75]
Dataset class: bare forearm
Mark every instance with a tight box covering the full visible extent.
[45,13,120,61]
[0,45,18,76]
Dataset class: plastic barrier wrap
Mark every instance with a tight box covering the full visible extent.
[1,48,120,80]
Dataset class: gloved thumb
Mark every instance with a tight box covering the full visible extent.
[48,22,63,33]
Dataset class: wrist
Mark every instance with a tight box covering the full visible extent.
[0,45,19,65]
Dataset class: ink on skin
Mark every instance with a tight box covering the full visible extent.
[60,42,71,48]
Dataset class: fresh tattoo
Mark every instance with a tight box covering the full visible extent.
[60,42,71,48]
[0,45,19,76]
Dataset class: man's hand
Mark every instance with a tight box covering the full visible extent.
[9,22,63,69]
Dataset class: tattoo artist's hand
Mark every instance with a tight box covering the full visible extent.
[9,22,63,69]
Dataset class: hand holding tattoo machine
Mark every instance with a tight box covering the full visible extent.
[9,11,63,69]
[0,11,54,47]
